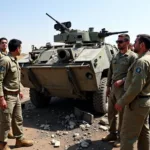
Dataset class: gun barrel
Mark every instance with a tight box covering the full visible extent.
[46,13,60,24]
[98,30,128,38]
[57,49,71,61]
[46,13,69,32]
[107,31,128,35]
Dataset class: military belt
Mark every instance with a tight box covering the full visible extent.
[4,90,19,95]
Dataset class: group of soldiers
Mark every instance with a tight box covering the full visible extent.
[0,33,150,150]
[102,34,150,150]
[0,38,33,150]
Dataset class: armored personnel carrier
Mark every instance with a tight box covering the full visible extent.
[19,13,128,114]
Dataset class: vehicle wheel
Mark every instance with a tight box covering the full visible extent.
[30,88,51,108]
[92,77,108,114]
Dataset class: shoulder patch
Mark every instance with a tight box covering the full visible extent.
[135,67,142,73]
[0,66,5,72]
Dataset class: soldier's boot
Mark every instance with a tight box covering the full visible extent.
[102,133,117,141]
[8,132,14,139]
[114,138,120,147]
[15,139,34,148]
[0,143,11,150]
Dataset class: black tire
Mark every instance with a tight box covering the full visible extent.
[92,77,108,114]
[30,88,51,108]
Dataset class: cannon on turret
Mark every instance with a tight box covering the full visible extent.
[19,13,128,114]
[46,13,128,45]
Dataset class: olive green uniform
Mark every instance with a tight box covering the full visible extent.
[117,51,150,150]
[107,50,137,135]
[0,53,23,142]
[0,49,7,56]
[1,52,7,56]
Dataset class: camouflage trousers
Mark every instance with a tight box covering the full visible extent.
[0,94,24,142]
[120,97,150,150]
[108,84,125,134]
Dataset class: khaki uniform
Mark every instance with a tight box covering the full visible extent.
[0,50,7,56]
[0,51,6,59]
[1,52,7,56]
[107,50,137,135]
[117,51,150,150]
[0,53,23,142]
[0,50,15,139]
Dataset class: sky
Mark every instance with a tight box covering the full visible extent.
[0,0,150,53]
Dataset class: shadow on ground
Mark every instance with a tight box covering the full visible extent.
[22,97,104,132]
[67,140,114,150]
[8,140,115,150]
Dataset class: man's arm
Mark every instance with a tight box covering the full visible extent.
[106,60,113,96]
[19,83,24,100]
[0,57,9,96]
[107,61,113,87]
[0,57,10,109]
[117,59,148,107]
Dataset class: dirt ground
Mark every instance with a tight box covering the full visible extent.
[7,87,122,150]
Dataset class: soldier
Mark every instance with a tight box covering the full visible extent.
[0,37,14,139]
[115,34,150,150]
[0,39,33,150]
[0,37,8,55]
[102,34,137,147]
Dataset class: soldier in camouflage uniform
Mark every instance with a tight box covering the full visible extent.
[0,39,33,150]
[102,34,137,147]
[115,34,150,150]
[0,37,14,139]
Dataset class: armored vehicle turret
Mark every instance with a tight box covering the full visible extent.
[19,13,128,114]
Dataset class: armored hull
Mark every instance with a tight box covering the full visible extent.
[20,43,118,114]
